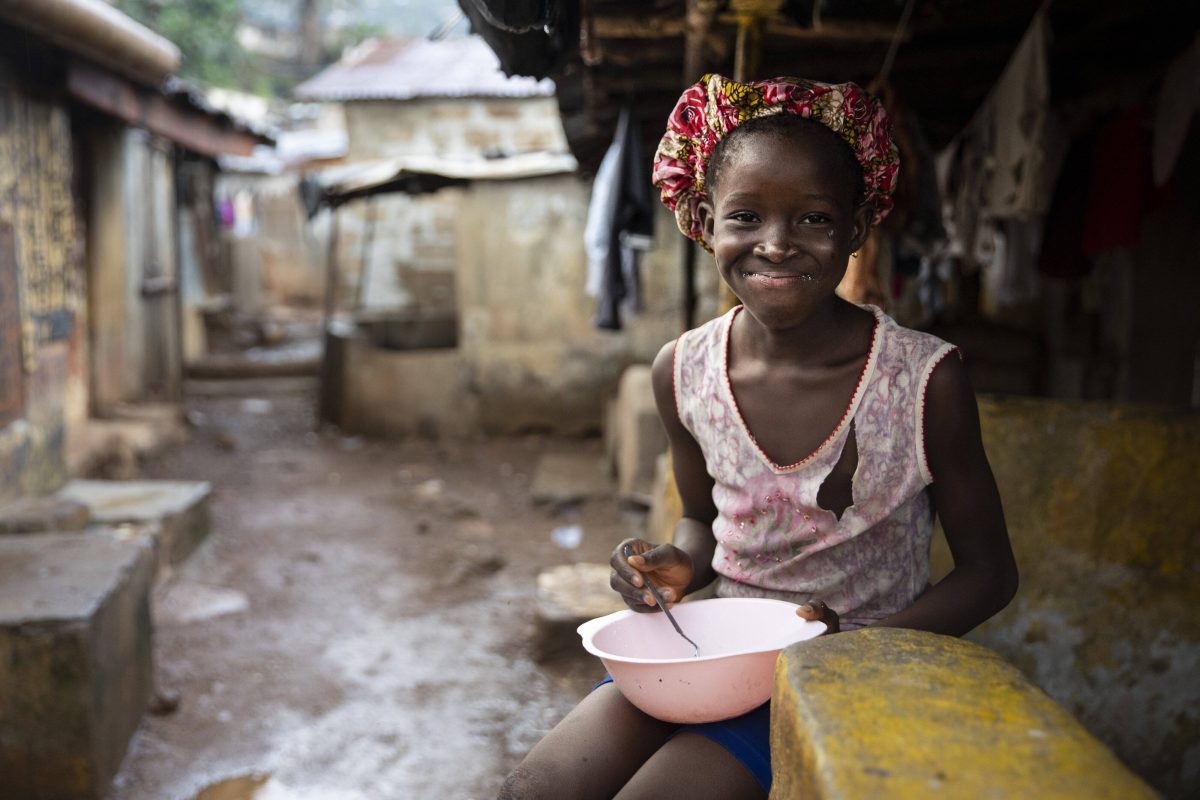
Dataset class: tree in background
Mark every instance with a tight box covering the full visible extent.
[113,0,267,92]
[112,0,397,96]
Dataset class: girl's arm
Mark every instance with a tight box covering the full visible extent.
[610,341,719,610]
[874,353,1019,636]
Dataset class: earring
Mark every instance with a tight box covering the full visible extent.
[851,251,860,259]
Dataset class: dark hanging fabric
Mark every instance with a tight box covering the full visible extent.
[589,105,655,330]
[1037,133,1094,280]
[1081,107,1152,258]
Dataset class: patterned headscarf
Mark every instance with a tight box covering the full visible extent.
[652,74,900,252]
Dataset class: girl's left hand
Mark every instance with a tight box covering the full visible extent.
[797,598,840,634]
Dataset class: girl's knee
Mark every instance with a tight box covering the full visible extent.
[497,763,544,800]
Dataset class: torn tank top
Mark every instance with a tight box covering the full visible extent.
[673,304,959,629]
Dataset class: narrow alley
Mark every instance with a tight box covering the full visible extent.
[2,1,1198,798]
[109,377,638,800]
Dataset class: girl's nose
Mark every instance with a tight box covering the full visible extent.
[753,235,796,263]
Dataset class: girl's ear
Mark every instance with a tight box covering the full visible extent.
[697,198,716,244]
[850,202,873,252]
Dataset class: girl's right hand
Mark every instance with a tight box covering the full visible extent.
[609,538,695,613]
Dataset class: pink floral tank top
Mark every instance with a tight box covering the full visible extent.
[673,305,958,629]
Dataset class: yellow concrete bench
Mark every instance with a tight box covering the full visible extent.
[771,627,1159,799]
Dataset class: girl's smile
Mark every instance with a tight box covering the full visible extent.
[738,270,819,286]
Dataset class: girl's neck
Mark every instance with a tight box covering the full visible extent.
[735,297,871,368]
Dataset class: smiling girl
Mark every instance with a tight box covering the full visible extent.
[499,75,1017,800]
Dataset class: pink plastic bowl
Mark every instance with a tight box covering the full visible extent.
[577,597,826,724]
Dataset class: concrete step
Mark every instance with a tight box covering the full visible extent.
[528,452,613,507]
[0,528,156,800]
[56,480,212,573]
[533,563,627,662]
[0,495,90,534]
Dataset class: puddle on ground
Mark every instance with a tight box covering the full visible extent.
[156,582,250,624]
[193,773,269,800]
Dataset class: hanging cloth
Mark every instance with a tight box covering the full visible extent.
[584,105,655,330]
[1153,31,1200,187]
[1082,106,1152,257]
[938,6,1066,270]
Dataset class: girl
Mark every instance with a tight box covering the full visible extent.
[500,75,1018,800]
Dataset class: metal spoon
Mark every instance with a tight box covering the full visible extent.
[643,580,700,658]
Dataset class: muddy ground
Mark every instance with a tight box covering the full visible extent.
[108,376,643,800]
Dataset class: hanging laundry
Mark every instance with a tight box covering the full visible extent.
[1153,31,1200,187]
[233,189,256,238]
[985,7,1065,219]
[938,7,1066,271]
[982,219,1043,315]
[1037,134,1094,280]
[584,105,655,330]
[1082,106,1152,257]
[878,86,945,246]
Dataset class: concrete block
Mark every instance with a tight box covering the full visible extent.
[606,365,666,504]
[333,330,479,437]
[949,397,1200,796]
[528,452,611,506]
[533,563,626,662]
[0,496,90,534]
[0,529,155,799]
[55,480,211,570]
[771,627,1157,800]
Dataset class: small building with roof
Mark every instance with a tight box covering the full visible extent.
[295,34,566,162]
[291,33,694,437]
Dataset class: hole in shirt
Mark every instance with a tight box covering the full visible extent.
[817,420,857,521]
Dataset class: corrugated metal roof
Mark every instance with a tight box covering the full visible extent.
[293,35,555,101]
[316,150,578,201]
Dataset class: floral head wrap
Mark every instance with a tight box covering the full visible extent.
[651,74,900,252]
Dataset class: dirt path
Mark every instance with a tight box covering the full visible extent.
[109,377,641,800]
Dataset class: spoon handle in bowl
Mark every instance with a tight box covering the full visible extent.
[644,581,700,657]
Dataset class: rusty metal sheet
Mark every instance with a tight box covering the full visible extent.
[66,61,264,158]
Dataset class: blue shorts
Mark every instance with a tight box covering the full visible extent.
[595,677,772,792]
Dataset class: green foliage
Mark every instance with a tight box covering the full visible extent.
[110,1,427,97]
[113,0,263,92]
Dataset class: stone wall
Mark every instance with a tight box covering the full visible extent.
[455,177,717,434]
[343,97,568,161]
[329,176,720,436]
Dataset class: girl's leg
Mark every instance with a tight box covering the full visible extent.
[615,732,767,800]
[498,683,676,800]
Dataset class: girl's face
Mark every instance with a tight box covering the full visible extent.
[699,131,871,330]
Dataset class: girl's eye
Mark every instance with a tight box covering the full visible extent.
[729,211,759,224]
[801,214,832,224]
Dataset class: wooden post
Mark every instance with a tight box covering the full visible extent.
[684,0,721,83]
[680,0,723,331]
[323,206,341,324]
[733,13,764,83]
[355,197,377,311]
